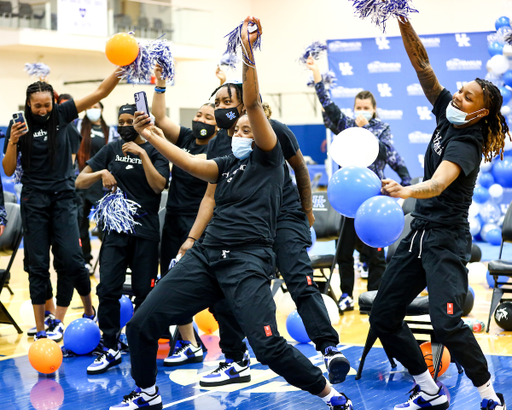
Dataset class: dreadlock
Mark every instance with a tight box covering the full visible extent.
[21,81,59,171]
[77,101,110,171]
[210,83,243,104]
[475,78,511,162]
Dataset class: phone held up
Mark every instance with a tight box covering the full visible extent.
[134,91,150,116]
[12,111,28,134]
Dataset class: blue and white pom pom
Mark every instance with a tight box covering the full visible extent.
[24,63,50,80]
[219,51,239,69]
[350,0,418,32]
[92,188,141,234]
[0,206,7,227]
[505,31,512,46]
[299,41,327,64]
[117,42,152,83]
[148,38,175,82]
[307,71,337,88]
[225,21,261,66]
[14,153,23,184]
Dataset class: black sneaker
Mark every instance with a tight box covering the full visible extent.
[323,346,351,384]
[326,393,353,410]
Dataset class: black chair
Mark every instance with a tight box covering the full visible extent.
[137,16,149,36]
[0,203,23,334]
[0,0,12,17]
[486,201,512,333]
[114,14,132,32]
[17,3,45,23]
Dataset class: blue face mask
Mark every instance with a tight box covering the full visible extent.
[232,136,253,160]
[446,102,485,126]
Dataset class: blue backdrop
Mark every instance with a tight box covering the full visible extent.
[327,31,492,180]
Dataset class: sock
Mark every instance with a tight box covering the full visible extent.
[477,380,500,404]
[321,388,339,403]
[412,370,439,395]
[142,385,156,396]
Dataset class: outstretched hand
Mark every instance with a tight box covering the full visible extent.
[306,56,319,73]
[241,16,262,52]
[216,66,226,85]
[133,111,152,135]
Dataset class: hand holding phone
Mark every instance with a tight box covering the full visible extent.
[12,111,28,134]
[134,91,150,117]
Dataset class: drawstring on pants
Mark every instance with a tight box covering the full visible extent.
[408,230,426,258]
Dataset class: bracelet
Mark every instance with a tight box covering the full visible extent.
[10,140,17,145]
[187,236,197,242]
[155,86,166,94]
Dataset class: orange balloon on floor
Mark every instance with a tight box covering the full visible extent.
[28,339,63,374]
[420,342,451,378]
[105,33,139,66]
[194,309,218,334]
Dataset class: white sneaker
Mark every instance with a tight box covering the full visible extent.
[163,341,203,367]
[109,386,162,410]
[360,264,369,279]
[27,311,55,336]
[481,393,507,410]
[200,352,251,387]
[394,385,449,409]
[46,319,64,342]
[85,263,95,276]
[87,348,122,374]
[338,294,354,312]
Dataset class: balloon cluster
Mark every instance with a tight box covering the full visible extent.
[485,16,512,119]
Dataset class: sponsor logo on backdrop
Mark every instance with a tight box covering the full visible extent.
[329,41,362,52]
[338,62,354,76]
[417,106,433,120]
[340,108,354,118]
[331,86,364,98]
[408,131,432,143]
[378,109,403,120]
[368,61,401,73]
[377,83,393,97]
[375,36,390,50]
[455,33,471,47]
[456,81,469,90]
[418,154,425,168]
[420,37,441,48]
[407,83,424,96]
[446,58,482,71]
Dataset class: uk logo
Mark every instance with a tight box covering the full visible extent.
[375,36,390,50]
[312,195,326,210]
[338,62,354,76]
[377,83,392,97]
[226,111,236,120]
[455,33,471,47]
[456,81,469,90]
[417,106,432,121]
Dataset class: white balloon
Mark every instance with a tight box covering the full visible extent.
[19,300,35,326]
[469,202,481,219]
[503,44,512,58]
[489,183,504,199]
[488,55,510,75]
[481,223,499,241]
[504,134,512,151]
[467,262,488,278]
[502,105,511,116]
[276,292,296,317]
[321,294,340,325]
[469,217,481,237]
[498,214,506,228]
[330,127,379,167]
[480,201,502,224]
[480,158,493,172]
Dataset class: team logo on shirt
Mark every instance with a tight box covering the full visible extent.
[222,164,246,183]
[33,129,48,141]
[126,165,134,169]
[433,131,443,155]
[115,154,142,165]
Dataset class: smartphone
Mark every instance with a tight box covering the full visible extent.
[12,111,28,134]
[134,91,150,117]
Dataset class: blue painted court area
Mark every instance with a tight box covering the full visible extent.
[1,341,511,409]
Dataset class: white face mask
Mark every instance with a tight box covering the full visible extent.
[445,102,485,126]
[86,108,102,122]
[357,111,374,121]
[231,136,253,160]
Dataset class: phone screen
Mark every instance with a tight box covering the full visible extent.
[134,92,149,116]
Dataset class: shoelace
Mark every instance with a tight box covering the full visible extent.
[174,343,194,356]
[406,385,422,402]
[94,350,111,362]
[324,346,339,357]
[211,361,233,374]
[122,390,140,403]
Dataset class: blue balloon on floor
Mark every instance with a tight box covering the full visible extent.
[492,158,512,188]
[486,228,502,246]
[120,295,134,328]
[327,166,381,218]
[354,196,405,248]
[478,172,495,189]
[486,271,508,288]
[286,310,311,344]
[307,226,317,253]
[472,186,489,204]
[63,318,101,355]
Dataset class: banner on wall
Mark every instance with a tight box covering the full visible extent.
[327,31,492,180]
[58,0,108,37]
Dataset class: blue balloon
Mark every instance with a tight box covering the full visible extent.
[307,226,317,253]
[120,295,134,328]
[327,166,381,218]
[487,228,502,246]
[63,318,101,355]
[500,86,512,106]
[495,16,511,30]
[286,310,311,344]
[492,158,512,188]
[354,196,405,248]
[473,186,490,204]
[488,41,504,56]
[504,71,512,88]
[486,271,508,288]
[478,172,495,189]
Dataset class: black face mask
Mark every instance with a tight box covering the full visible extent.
[117,126,139,142]
[214,106,241,130]
[32,113,50,124]
[192,121,216,139]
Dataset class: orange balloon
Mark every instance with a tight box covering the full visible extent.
[420,342,451,378]
[194,309,219,334]
[28,339,63,374]
[105,33,139,66]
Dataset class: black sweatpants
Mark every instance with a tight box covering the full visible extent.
[337,217,384,297]
[160,211,196,276]
[211,211,339,360]
[21,187,91,306]
[369,219,491,387]
[97,232,159,349]
[126,243,327,395]
[79,197,96,264]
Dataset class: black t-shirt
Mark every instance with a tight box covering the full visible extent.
[87,139,170,241]
[206,128,232,160]
[83,124,109,203]
[166,127,209,215]
[68,122,82,154]
[413,88,483,227]
[203,142,284,248]
[4,100,78,192]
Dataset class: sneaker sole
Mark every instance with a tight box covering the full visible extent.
[87,357,122,375]
[328,357,351,384]
[199,375,251,387]
[163,355,203,367]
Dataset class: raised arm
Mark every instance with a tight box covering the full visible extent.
[287,150,315,226]
[74,69,121,113]
[241,17,276,152]
[152,64,180,144]
[398,19,443,106]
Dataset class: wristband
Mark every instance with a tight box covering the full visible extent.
[187,236,197,242]
[155,86,166,94]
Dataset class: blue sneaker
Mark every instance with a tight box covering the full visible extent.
[324,346,351,384]
[200,352,251,387]
[163,340,203,367]
[87,348,122,375]
[481,393,506,410]
[338,294,354,312]
[82,306,97,323]
[27,311,54,336]
[327,393,353,410]
[394,385,449,409]
[110,386,162,410]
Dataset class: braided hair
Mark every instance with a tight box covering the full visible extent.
[475,78,511,162]
[210,83,243,105]
[21,81,59,171]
